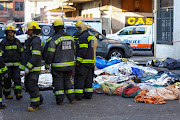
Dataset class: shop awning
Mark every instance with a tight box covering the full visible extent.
[47,5,76,13]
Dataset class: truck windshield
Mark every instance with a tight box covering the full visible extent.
[0,26,5,38]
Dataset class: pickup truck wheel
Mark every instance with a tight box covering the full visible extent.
[108,49,125,59]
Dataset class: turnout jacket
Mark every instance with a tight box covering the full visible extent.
[19,36,42,72]
[0,46,8,74]
[75,30,97,68]
[45,30,75,71]
[0,37,22,67]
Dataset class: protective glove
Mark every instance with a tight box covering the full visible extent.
[25,67,30,75]
[45,64,50,70]
[4,73,8,78]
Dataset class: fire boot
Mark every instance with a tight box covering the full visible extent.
[27,107,39,112]
[5,95,13,99]
[0,103,6,109]
[16,94,23,100]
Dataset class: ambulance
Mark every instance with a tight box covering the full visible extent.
[106,24,154,54]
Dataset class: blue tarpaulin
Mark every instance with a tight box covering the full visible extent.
[96,58,124,69]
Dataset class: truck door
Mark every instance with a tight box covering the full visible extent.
[117,27,134,44]
[132,27,149,49]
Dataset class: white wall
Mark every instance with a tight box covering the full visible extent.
[173,0,180,59]
[25,0,55,22]
[155,0,180,59]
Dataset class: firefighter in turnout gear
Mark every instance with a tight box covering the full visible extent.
[1,25,23,100]
[74,21,97,100]
[45,19,75,105]
[0,49,8,109]
[19,21,43,112]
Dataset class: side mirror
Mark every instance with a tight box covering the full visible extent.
[102,30,106,36]
[99,35,103,40]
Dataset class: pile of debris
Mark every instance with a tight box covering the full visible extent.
[93,57,180,104]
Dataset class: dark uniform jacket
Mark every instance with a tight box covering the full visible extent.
[75,30,97,68]
[45,30,75,71]
[0,46,8,74]
[1,37,22,67]
[19,36,42,72]
[42,36,53,60]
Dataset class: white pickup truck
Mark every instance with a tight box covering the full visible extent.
[106,24,154,54]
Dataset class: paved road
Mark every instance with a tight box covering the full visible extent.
[1,90,180,120]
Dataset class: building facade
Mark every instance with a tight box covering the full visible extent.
[0,0,24,23]
[154,0,179,59]
[67,0,153,34]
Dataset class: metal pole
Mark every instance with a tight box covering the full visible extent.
[62,0,64,23]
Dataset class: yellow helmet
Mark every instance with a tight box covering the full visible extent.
[53,20,64,27]
[5,25,15,31]
[75,20,83,27]
[28,21,41,30]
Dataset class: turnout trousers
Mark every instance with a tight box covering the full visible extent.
[3,67,21,96]
[0,75,3,105]
[74,64,93,100]
[25,71,43,108]
[51,69,75,103]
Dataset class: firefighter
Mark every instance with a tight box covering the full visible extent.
[19,21,43,111]
[0,49,8,109]
[1,25,23,100]
[74,21,97,100]
[45,19,75,105]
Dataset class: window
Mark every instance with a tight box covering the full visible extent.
[15,2,24,11]
[135,27,147,34]
[6,2,10,11]
[157,0,173,44]
[66,27,77,36]
[118,28,133,35]
[0,2,4,11]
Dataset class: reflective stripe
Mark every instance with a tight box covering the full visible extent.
[51,61,75,67]
[3,88,11,92]
[5,45,17,50]
[0,69,2,73]
[0,52,2,56]
[81,59,95,64]
[21,47,24,52]
[65,89,74,94]
[2,66,8,72]
[54,36,74,45]
[48,47,56,52]
[76,57,83,62]
[1,50,4,54]
[30,97,40,102]
[47,37,52,43]
[5,62,20,66]
[32,50,41,55]
[79,44,88,48]
[87,36,97,42]
[55,90,64,95]
[53,87,55,90]
[74,89,83,94]
[30,67,41,72]
[27,62,33,69]
[14,86,21,89]
[19,64,25,70]
[0,98,2,102]
[41,41,43,47]
[84,88,93,93]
